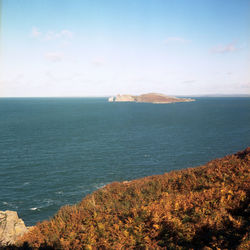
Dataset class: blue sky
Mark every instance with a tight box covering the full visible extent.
[1,0,249,97]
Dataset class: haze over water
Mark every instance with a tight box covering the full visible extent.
[0,97,249,225]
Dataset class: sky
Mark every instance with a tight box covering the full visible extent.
[0,0,249,97]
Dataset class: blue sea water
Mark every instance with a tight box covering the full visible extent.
[0,97,249,226]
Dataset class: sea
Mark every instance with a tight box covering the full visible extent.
[0,97,249,226]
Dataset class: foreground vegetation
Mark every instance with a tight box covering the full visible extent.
[17,148,249,249]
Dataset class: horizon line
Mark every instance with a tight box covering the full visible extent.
[0,94,250,98]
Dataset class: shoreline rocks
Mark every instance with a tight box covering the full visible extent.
[0,210,28,246]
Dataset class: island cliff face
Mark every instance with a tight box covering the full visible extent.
[108,93,195,103]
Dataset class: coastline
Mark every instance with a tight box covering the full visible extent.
[2,147,248,248]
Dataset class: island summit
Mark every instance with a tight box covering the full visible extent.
[108,93,195,104]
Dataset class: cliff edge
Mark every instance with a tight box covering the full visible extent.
[0,210,27,246]
[18,147,249,249]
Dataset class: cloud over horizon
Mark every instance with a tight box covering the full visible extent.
[182,80,196,84]
[91,58,105,67]
[45,52,64,62]
[211,43,239,54]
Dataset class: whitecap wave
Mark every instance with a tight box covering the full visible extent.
[94,182,109,190]
[30,207,39,211]
[55,191,63,195]
[2,201,18,209]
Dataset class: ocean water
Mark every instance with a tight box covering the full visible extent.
[0,97,249,226]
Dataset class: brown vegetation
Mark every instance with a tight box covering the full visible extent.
[110,93,195,103]
[134,93,194,103]
[18,148,249,249]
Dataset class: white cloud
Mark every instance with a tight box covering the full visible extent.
[164,37,191,44]
[211,43,238,54]
[240,82,250,89]
[30,28,73,41]
[44,29,73,41]
[91,58,105,66]
[182,79,196,84]
[61,30,73,39]
[31,27,41,38]
[45,52,64,62]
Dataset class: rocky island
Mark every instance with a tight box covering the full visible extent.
[108,93,195,103]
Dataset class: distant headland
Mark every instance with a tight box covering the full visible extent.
[108,93,195,103]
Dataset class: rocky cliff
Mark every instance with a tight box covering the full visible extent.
[108,93,195,103]
[0,210,27,246]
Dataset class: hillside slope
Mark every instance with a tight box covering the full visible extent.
[19,148,249,249]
